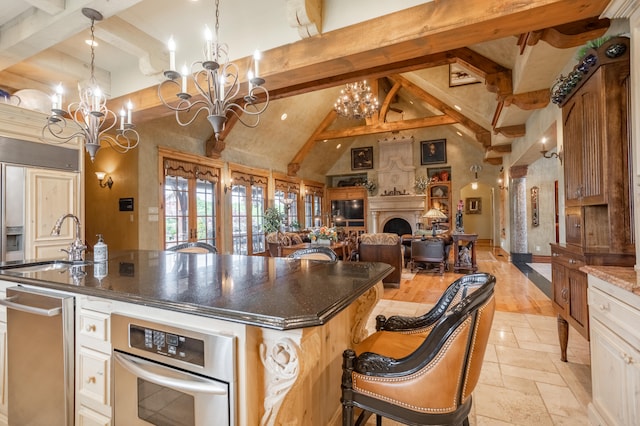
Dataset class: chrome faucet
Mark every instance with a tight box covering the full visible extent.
[51,213,87,261]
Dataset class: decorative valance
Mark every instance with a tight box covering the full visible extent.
[231,170,268,187]
[275,179,300,193]
[164,158,219,183]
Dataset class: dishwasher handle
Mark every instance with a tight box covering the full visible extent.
[0,295,62,316]
[114,352,228,395]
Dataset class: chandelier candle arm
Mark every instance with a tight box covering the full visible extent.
[159,0,269,140]
[41,7,139,162]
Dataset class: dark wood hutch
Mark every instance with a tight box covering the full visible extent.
[550,36,634,361]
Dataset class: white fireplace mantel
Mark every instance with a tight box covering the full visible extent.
[368,194,426,233]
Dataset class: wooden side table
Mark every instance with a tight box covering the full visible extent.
[452,233,478,273]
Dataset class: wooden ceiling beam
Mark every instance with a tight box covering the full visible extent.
[494,125,526,138]
[108,0,612,121]
[391,74,492,146]
[523,17,610,49]
[315,115,457,141]
[503,89,550,110]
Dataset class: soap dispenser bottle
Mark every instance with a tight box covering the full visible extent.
[94,234,108,263]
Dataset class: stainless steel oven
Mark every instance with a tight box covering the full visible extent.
[111,314,236,426]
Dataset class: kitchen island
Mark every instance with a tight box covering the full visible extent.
[0,250,392,425]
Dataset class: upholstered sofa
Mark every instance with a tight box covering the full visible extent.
[358,233,403,287]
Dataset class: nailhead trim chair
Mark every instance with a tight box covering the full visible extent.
[286,246,338,262]
[167,242,217,253]
[341,273,496,426]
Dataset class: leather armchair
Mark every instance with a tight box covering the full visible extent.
[341,273,496,426]
[410,237,446,274]
[358,233,403,287]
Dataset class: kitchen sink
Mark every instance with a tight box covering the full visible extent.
[0,259,93,273]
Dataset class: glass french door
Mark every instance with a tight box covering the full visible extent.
[161,152,220,251]
[164,175,217,249]
[230,172,267,255]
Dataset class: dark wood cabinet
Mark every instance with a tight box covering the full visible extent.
[551,37,635,361]
[551,245,588,361]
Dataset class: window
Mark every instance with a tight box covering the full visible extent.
[230,170,268,255]
[304,184,324,228]
[161,151,220,250]
[274,179,300,230]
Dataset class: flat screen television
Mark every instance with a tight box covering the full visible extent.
[331,199,364,220]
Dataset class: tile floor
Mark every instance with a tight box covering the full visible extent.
[365,299,592,426]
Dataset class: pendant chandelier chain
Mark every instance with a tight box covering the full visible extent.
[89,18,96,83]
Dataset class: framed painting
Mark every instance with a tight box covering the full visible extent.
[531,186,539,227]
[465,197,482,214]
[351,146,373,170]
[421,139,447,165]
[449,63,482,87]
[427,166,451,182]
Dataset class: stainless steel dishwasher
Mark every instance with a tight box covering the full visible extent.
[0,286,75,425]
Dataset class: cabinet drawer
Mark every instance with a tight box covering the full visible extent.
[78,347,111,407]
[77,406,111,426]
[589,287,640,349]
[551,251,584,270]
[79,309,110,343]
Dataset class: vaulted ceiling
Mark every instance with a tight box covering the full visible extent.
[0,0,613,171]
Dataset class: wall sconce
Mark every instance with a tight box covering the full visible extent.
[470,164,482,190]
[541,137,563,164]
[95,171,113,189]
[497,177,508,190]
[223,178,233,194]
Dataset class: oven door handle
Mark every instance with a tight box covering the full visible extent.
[114,352,228,395]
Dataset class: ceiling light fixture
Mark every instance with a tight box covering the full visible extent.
[42,8,139,162]
[470,164,482,190]
[333,80,379,120]
[158,0,269,141]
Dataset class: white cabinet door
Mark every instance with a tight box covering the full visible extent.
[590,318,634,425]
[25,168,81,260]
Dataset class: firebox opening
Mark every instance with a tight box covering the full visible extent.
[383,218,412,236]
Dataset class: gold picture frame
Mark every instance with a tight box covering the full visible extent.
[465,197,482,214]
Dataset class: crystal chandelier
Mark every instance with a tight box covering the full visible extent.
[158,0,269,140]
[334,80,379,119]
[42,8,139,162]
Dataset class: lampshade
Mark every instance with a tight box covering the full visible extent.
[423,208,447,220]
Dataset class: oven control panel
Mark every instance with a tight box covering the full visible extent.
[129,323,205,367]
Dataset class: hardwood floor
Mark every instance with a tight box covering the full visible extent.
[383,243,555,316]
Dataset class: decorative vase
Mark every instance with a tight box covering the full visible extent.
[314,239,331,245]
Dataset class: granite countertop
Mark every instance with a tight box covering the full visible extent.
[0,250,393,330]
[580,265,640,296]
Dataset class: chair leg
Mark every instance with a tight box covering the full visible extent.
[462,416,470,426]
[342,404,353,426]
[376,414,382,426]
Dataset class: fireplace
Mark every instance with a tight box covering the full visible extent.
[366,135,427,234]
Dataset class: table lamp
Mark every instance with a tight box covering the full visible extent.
[423,208,447,237]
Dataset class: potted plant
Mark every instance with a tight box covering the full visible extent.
[264,207,285,256]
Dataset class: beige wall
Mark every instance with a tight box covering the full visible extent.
[84,144,139,251]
